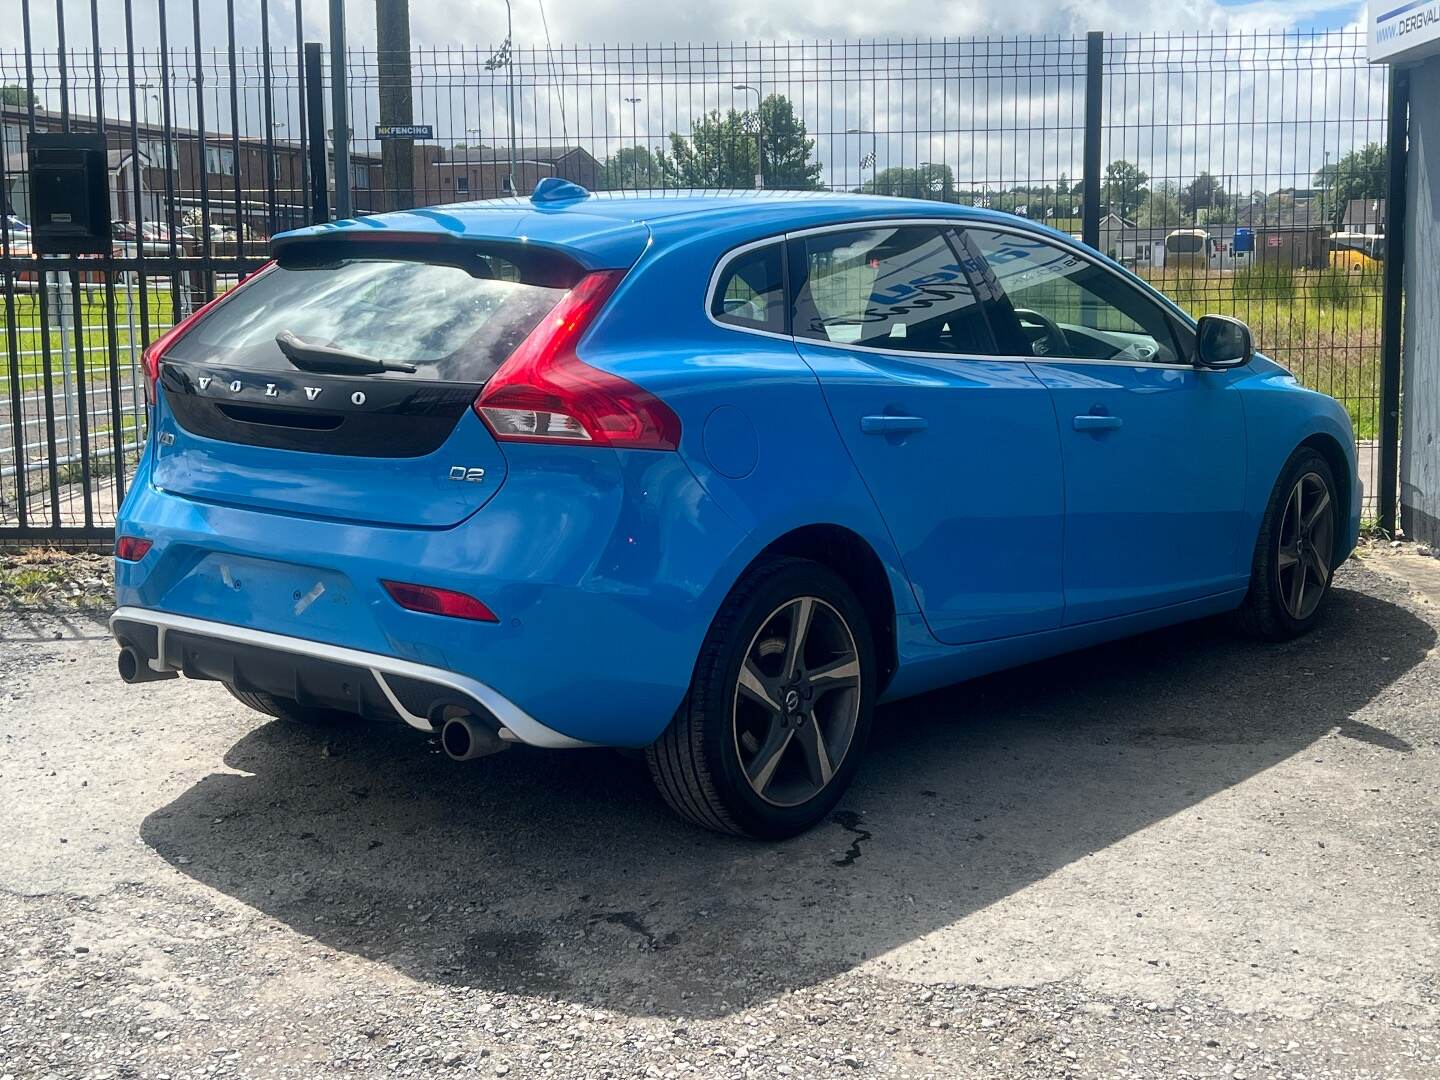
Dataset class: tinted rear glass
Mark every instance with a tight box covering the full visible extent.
[167,259,569,383]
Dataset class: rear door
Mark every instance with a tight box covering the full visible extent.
[964,226,1248,623]
[787,223,1064,645]
[152,247,582,528]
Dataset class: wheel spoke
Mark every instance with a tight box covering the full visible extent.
[738,658,782,714]
[746,725,794,794]
[1277,545,1300,571]
[781,597,814,680]
[1289,556,1307,615]
[1306,548,1330,588]
[732,594,863,808]
[794,710,834,788]
[805,655,860,695]
[1302,487,1331,531]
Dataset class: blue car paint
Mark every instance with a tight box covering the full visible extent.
[118,191,1361,748]
[1026,360,1250,623]
[794,343,1065,644]
[151,402,511,529]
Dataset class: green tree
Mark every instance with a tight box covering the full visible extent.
[666,94,821,190]
[859,163,955,201]
[1052,173,1073,218]
[1137,180,1182,227]
[1102,159,1148,219]
[1315,143,1386,226]
[599,145,676,190]
[1181,172,1228,221]
[0,85,35,107]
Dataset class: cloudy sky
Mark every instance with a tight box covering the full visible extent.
[0,0,1368,56]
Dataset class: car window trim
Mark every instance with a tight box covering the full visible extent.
[705,234,792,339]
[704,216,1217,371]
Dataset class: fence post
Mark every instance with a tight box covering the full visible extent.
[1379,65,1409,537]
[1082,31,1104,251]
[303,42,329,224]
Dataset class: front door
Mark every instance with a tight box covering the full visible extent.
[964,227,1248,624]
[789,223,1065,645]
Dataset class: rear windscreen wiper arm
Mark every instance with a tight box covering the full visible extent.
[275,330,418,375]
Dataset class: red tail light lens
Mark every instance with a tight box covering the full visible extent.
[473,269,681,449]
[381,580,499,622]
[143,261,274,405]
[115,536,153,561]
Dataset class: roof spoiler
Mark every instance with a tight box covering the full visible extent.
[270,230,586,288]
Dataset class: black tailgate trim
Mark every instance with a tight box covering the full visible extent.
[161,362,479,457]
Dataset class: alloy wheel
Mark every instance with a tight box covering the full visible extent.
[731,596,862,808]
[1276,470,1335,621]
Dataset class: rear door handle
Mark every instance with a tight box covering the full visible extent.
[861,415,928,435]
[1073,414,1123,432]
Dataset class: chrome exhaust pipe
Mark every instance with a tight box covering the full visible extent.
[117,645,178,684]
[440,713,507,761]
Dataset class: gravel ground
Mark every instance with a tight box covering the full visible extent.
[2,553,1438,1078]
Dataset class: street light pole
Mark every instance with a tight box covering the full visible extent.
[847,127,876,191]
[733,83,763,189]
[623,97,642,187]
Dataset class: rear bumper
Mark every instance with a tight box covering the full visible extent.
[110,606,593,749]
[115,438,752,746]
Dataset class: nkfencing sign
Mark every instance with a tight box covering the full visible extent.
[374,124,435,140]
[1370,0,1440,62]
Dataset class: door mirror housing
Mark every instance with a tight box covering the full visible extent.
[1195,315,1253,369]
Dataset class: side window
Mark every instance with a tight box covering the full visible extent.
[711,242,786,333]
[965,228,1186,364]
[792,226,995,355]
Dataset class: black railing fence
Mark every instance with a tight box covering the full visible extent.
[0,4,1404,542]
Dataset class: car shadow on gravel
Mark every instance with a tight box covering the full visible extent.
[140,575,1433,1019]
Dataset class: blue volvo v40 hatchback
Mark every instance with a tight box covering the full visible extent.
[112,182,1360,838]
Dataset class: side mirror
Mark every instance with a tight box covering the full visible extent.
[1195,314,1253,369]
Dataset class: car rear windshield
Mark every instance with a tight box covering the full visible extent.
[165,256,571,384]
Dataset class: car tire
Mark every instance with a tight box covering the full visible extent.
[646,557,876,839]
[1236,446,1340,641]
[224,683,351,726]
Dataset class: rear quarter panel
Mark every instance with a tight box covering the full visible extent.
[579,223,919,623]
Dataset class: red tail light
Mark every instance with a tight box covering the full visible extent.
[115,536,153,561]
[143,261,274,405]
[381,580,499,622]
[473,269,681,449]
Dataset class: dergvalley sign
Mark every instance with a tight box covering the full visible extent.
[1370,0,1440,63]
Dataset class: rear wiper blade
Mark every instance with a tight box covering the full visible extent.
[275,330,418,375]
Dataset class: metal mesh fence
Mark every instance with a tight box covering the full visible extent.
[0,16,1395,540]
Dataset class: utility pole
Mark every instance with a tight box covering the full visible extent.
[504,0,516,194]
[484,1,517,195]
[329,0,352,218]
[375,0,414,211]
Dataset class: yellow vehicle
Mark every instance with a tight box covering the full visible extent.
[1328,232,1384,271]
[1163,228,1214,270]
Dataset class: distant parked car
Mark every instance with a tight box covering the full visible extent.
[113,185,1361,838]
[1164,228,1215,270]
[1328,232,1384,271]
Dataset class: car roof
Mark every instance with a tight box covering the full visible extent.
[272,188,1075,271]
